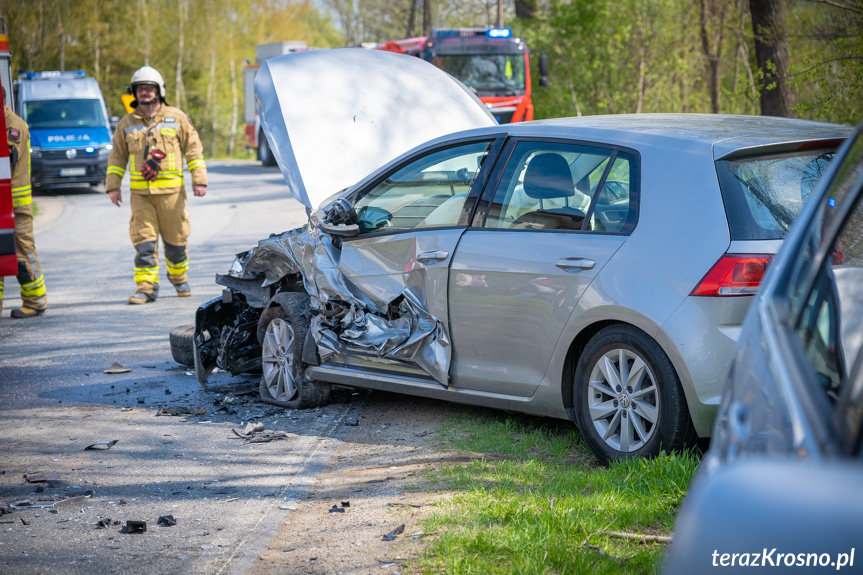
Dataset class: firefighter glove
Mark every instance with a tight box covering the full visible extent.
[141,149,166,181]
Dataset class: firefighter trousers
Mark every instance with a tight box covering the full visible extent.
[129,191,191,294]
[0,210,48,312]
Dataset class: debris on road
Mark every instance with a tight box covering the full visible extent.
[25,474,59,483]
[96,518,112,529]
[121,520,147,534]
[104,362,131,374]
[156,406,206,417]
[231,422,290,443]
[329,504,345,513]
[279,500,299,510]
[158,515,177,527]
[382,524,405,541]
[85,440,119,451]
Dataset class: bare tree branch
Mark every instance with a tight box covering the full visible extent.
[803,0,863,15]
[784,55,863,79]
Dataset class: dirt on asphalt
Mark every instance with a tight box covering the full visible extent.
[0,373,472,575]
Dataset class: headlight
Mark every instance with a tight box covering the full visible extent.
[30,146,42,159]
[97,143,113,157]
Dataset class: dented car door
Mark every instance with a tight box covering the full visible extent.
[324,139,498,385]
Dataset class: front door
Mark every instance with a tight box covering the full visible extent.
[332,139,496,385]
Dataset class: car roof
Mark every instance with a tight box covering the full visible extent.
[444,113,853,160]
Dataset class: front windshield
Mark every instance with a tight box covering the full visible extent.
[434,54,525,94]
[24,99,106,129]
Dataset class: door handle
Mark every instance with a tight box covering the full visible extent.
[555,257,595,271]
[417,250,449,264]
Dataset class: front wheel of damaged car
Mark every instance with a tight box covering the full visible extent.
[258,293,330,409]
[573,325,694,464]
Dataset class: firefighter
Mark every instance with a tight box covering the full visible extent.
[1,90,48,318]
[105,66,207,304]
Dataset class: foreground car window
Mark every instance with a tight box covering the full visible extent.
[717,149,837,240]
[484,141,637,233]
[354,141,491,233]
[788,135,863,397]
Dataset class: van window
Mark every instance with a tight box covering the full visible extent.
[23,99,106,130]
[716,148,839,240]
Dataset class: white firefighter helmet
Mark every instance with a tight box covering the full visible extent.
[130,66,166,99]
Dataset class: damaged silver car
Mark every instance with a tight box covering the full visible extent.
[190,49,853,462]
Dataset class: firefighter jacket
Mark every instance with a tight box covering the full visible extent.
[5,107,31,212]
[106,105,207,195]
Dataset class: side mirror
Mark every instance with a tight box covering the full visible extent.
[539,54,549,88]
[110,115,120,131]
[310,209,359,238]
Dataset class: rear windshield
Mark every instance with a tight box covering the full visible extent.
[716,148,839,240]
[23,99,106,130]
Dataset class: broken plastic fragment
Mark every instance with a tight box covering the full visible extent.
[156,406,206,417]
[121,520,147,534]
[104,362,131,374]
[25,474,60,483]
[157,515,177,527]
[85,440,119,451]
[382,524,405,541]
[329,504,346,513]
[96,518,112,529]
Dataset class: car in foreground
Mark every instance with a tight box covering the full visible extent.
[189,49,852,463]
[664,123,863,572]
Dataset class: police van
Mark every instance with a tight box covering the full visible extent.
[16,70,113,188]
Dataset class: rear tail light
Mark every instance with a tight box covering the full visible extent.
[690,254,773,297]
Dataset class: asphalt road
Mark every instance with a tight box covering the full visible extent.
[0,161,382,574]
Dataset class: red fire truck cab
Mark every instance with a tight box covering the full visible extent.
[0,18,17,276]
[376,28,547,124]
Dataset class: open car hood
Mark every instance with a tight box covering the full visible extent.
[255,48,496,209]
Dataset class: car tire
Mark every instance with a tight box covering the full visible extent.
[258,130,277,167]
[573,324,694,463]
[258,293,330,409]
[169,324,195,367]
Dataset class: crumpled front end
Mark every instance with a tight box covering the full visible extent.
[219,221,450,385]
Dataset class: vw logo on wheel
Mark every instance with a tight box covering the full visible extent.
[618,393,631,408]
[66,149,77,160]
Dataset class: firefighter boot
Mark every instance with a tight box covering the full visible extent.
[173,282,191,297]
[11,306,46,318]
[129,283,159,305]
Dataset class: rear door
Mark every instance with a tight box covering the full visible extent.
[449,138,639,397]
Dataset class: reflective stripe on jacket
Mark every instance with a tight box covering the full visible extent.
[105,105,207,194]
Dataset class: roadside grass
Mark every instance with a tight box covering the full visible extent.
[413,410,700,574]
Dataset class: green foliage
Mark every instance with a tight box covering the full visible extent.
[515,0,861,123]
[415,409,701,574]
[4,0,341,158]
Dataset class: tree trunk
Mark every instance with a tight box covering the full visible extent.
[228,44,238,156]
[139,0,150,65]
[176,0,186,107]
[515,0,537,19]
[58,5,65,71]
[422,0,432,37]
[406,0,417,37]
[749,0,795,117]
[699,0,726,114]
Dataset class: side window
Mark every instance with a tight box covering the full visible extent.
[354,141,491,234]
[792,163,863,399]
[484,141,637,233]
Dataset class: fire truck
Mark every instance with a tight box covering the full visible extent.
[243,41,308,166]
[374,27,548,124]
[0,15,17,276]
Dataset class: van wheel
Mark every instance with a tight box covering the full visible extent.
[258,293,329,409]
[258,130,277,167]
[573,325,694,463]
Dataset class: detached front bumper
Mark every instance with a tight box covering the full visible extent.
[31,154,108,187]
